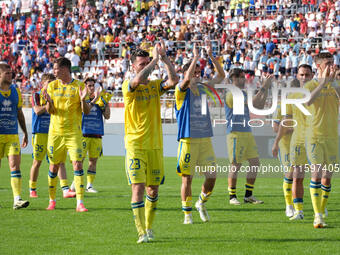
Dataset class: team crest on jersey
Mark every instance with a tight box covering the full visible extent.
[1,99,12,111]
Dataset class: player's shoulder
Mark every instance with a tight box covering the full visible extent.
[304,79,318,91]
[71,79,84,88]
[48,79,59,86]
[175,83,188,93]
[225,90,233,100]
[10,85,21,96]
[122,79,130,93]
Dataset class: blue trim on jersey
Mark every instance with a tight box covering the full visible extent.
[225,90,251,134]
[175,85,213,141]
[0,86,19,134]
[32,91,50,134]
[126,153,132,185]
[176,141,183,173]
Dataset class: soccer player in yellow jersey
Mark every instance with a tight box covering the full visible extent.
[175,43,225,224]
[304,52,340,228]
[123,42,178,243]
[272,65,313,220]
[0,63,29,209]
[29,73,76,199]
[43,57,91,212]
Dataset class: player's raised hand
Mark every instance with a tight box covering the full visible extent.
[43,90,52,103]
[79,86,88,101]
[206,40,213,57]
[93,86,102,103]
[318,64,336,85]
[158,39,167,59]
[263,74,274,89]
[21,133,28,148]
[152,44,159,62]
[193,43,199,58]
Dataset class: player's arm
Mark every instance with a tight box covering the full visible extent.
[331,69,340,98]
[272,121,280,133]
[306,65,335,106]
[159,39,179,90]
[32,92,47,115]
[43,88,56,114]
[180,44,199,91]
[272,115,293,157]
[130,46,159,91]
[205,41,225,87]
[102,102,110,120]
[34,105,47,115]
[253,74,273,109]
[79,86,91,115]
[17,108,28,148]
[306,80,325,106]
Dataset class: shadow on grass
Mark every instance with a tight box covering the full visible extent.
[251,237,340,242]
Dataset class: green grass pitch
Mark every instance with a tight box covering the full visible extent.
[0,155,340,254]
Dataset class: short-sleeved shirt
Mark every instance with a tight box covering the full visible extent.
[122,79,165,150]
[46,79,84,136]
[304,80,339,139]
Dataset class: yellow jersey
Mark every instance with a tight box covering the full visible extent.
[304,80,339,139]
[122,79,164,150]
[286,93,306,144]
[273,104,292,145]
[46,79,85,136]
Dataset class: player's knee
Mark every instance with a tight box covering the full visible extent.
[146,186,159,198]
[33,160,42,168]
[132,183,145,200]
[50,164,59,173]
[89,159,97,169]
[8,155,20,170]
[73,161,83,170]
[182,175,193,186]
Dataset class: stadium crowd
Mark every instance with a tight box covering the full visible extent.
[0,0,339,94]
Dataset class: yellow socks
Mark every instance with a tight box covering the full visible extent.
[228,187,236,199]
[293,198,303,212]
[131,201,146,236]
[310,180,322,214]
[182,196,192,215]
[48,171,58,201]
[11,170,22,199]
[245,183,254,197]
[145,195,158,230]
[29,180,37,191]
[283,177,293,206]
[199,191,212,204]
[87,170,96,187]
[74,170,84,201]
[59,179,69,192]
[321,184,331,214]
